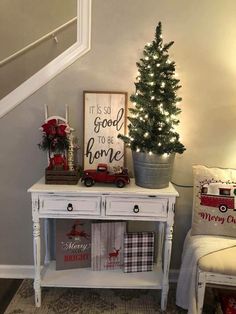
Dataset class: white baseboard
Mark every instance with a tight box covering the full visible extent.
[0,265,179,282]
[0,265,34,279]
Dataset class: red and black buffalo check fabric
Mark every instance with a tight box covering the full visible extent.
[123,232,154,273]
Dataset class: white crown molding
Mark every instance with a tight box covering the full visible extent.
[0,0,92,118]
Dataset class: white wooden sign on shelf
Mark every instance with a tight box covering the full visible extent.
[83,91,127,170]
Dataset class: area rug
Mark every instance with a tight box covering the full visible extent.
[4,280,217,314]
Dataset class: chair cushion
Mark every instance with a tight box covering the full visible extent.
[191,165,236,237]
[198,246,236,275]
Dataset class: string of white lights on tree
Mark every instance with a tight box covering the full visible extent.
[118,22,185,156]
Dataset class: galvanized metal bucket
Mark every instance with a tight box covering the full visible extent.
[132,151,175,189]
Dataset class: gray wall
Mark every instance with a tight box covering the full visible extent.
[0,0,76,98]
[1,0,236,269]
[0,0,76,60]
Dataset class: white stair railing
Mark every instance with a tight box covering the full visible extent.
[0,0,92,119]
[0,17,77,67]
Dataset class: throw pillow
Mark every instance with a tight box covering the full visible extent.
[191,165,236,237]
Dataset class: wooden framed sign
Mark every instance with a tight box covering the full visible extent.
[83,91,127,170]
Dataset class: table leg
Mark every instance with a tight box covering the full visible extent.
[33,221,41,307]
[161,223,173,311]
[157,222,164,266]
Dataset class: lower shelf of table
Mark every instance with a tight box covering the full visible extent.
[40,261,163,289]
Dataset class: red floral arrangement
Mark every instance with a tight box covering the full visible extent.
[38,118,70,154]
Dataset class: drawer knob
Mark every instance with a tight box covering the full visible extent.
[67,203,73,211]
[133,204,140,213]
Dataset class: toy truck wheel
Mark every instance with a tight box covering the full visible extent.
[116,179,125,188]
[84,177,94,187]
[219,204,228,213]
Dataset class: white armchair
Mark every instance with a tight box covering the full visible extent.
[176,165,236,313]
[176,230,236,314]
[197,246,236,313]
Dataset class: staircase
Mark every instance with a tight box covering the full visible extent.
[0,0,91,118]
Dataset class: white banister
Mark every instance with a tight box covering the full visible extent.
[0,0,92,119]
[0,17,77,67]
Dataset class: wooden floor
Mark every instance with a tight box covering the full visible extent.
[0,279,22,314]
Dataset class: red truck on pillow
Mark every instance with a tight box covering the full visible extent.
[81,163,130,188]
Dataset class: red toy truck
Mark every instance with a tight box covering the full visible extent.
[81,163,130,188]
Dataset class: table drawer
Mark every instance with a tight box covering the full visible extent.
[106,197,168,218]
[39,196,101,215]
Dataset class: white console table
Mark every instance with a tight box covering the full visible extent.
[28,178,178,310]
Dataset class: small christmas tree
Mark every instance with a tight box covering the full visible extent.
[119,22,185,156]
